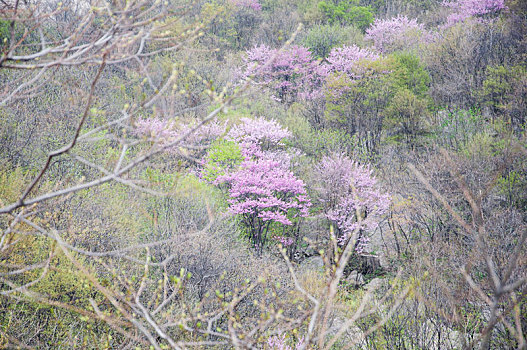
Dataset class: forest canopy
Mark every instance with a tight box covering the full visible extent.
[0,0,526,348]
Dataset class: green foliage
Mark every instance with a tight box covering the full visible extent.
[321,53,432,149]
[0,19,37,49]
[174,173,223,204]
[389,52,431,98]
[429,108,488,149]
[480,65,513,110]
[345,6,374,31]
[323,58,394,153]
[479,64,527,127]
[284,107,373,162]
[297,0,326,24]
[460,120,510,159]
[384,88,430,143]
[34,252,95,305]
[382,53,431,143]
[203,0,261,50]
[0,17,40,52]
[0,19,10,47]
[202,139,243,183]
[497,168,527,210]
[301,24,363,58]
[142,167,179,190]
[318,0,374,30]
[140,172,226,246]
[0,222,116,348]
[0,166,29,207]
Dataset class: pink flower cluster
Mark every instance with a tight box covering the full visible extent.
[272,235,295,246]
[135,118,177,141]
[218,118,310,225]
[319,45,380,77]
[227,117,292,150]
[442,0,506,26]
[224,117,300,171]
[267,334,304,350]
[220,157,310,225]
[243,45,318,102]
[229,0,261,11]
[212,117,311,253]
[365,15,430,53]
[315,153,390,253]
[243,44,381,101]
[242,44,320,102]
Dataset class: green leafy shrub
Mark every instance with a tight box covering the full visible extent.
[389,52,431,98]
[479,64,527,129]
[318,0,374,31]
[301,24,363,58]
[0,19,10,47]
[384,88,430,144]
[202,139,244,183]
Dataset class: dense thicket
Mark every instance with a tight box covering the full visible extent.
[0,0,525,348]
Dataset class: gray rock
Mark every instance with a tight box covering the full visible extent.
[365,277,383,291]
[301,256,324,271]
[346,270,365,287]
[326,315,365,346]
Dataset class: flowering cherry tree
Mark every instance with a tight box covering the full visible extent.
[229,0,262,11]
[315,153,390,253]
[321,45,380,76]
[242,45,318,102]
[242,44,382,101]
[314,45,380,91]
[365,16,430,53]
[227,116,292,155]
[442,0,506,27]
[212,117,310,255]
[218,156,310,255]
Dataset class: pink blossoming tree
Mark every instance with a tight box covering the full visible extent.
[242,44,319,103]
[134,117,227,174]
[218,157,310,255]
[318,45,380,78]
[442,0,506,27]
[242,44,381,101]
[229,0,262,11]
[227,116,292,156]
[212,117,311,256]
[365,15,431,53]
[315,153,390,254]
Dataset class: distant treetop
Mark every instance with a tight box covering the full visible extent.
[442,0,506,26]
[229,0,262,11]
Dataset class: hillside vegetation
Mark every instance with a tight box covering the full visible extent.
[0,0,526,348]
